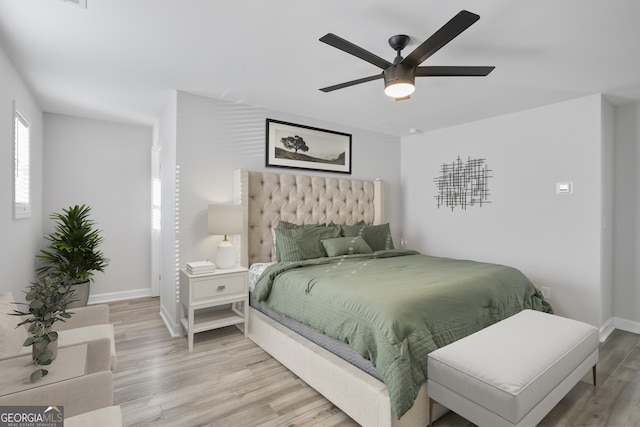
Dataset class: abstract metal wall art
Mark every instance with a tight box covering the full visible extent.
[434,156,492,211]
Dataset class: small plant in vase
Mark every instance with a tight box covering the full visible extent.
[12,275,74,382]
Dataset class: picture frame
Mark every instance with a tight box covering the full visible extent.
[265,119,352,174]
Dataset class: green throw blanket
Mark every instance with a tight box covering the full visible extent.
[254,250,553,418]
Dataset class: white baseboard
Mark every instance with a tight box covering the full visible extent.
[600,316,640,342]
[599,318,616,342]
[160,305,182,337]
[88,288,152,305]
[611,317,640,335]
[87,287,182,337]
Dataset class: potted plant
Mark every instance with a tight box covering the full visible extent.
[12,275,74,381]
[37,204,110,308]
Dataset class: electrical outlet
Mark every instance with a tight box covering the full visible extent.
[541,286,551,299]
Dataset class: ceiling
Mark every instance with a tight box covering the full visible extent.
[1,0,639,137]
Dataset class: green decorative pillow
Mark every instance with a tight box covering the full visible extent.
[273,221,299,261]
[273,228,304,262]
[275,225,341,262]
[276,220,302,229]
[321,236,373,257]
[339,220,366,237]
[362,223,395,251]
[274,221,327,261]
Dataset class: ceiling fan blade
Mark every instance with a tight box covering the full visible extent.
[319,74,383,92]
[415,65,495,77]
[320,33,392,69]
[403,10,480,66]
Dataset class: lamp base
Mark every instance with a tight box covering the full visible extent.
[216,241,236,269]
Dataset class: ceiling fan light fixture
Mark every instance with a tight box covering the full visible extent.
[383,63,415,98]
[384,82,415,98]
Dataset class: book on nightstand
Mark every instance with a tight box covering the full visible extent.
[186,260,216,275]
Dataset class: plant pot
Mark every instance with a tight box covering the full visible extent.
[66,281,90,308]
[32,338,58,362]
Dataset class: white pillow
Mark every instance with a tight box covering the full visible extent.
[248,262,276,293]
[0,292,29,359]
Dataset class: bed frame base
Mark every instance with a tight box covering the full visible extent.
[248,307,446,427]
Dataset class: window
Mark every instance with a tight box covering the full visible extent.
[13,102,30,219]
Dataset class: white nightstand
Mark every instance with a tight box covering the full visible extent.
[179,266,248,352]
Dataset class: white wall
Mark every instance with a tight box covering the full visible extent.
[157,92,179,335]
[175,91,402,267]
[401,95,606,327]
[0,43,44,301]
[43,113,153,303]
[613,102,640,327]
[600,99,615,327]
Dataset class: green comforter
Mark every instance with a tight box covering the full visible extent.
[254,250,552,418]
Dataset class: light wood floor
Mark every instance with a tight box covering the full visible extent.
[109,297,640,426]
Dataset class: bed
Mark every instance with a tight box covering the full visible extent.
[233,168,551,427]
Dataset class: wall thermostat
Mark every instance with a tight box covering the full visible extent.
[556,182,573,194]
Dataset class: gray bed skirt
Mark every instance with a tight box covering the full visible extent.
[249,292,382,381]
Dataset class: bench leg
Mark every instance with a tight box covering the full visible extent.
[428,398,434,427]
[592,365,597,386]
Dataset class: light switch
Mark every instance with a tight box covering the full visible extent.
[556,182,573,194]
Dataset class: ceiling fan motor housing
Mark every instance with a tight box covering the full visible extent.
[384,63,416,87]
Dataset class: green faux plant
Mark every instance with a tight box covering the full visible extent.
[37,204,110,285]
[11,275,74,382]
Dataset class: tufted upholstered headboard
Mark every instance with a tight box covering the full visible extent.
[233,169,384,267]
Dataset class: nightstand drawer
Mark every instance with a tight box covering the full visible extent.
[192,275,245,300]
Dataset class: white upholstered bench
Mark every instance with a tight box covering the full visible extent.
[427,310,599,427]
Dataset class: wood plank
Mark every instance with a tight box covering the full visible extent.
[109,298,640,426]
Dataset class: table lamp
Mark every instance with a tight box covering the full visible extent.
[208,204,242,269]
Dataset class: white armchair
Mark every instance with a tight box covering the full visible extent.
[52,304,117,370]
[1,292,120,426]
[0,370,122,426]
[0,292,116,370]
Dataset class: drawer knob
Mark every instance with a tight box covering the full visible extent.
[217,285,226,291]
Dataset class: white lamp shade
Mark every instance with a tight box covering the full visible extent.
[208,204,243,236]
[208,204,242,269]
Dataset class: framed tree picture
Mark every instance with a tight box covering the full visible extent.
[265,119,352,174]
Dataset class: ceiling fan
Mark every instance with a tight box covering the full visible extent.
[319,10,494,100]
